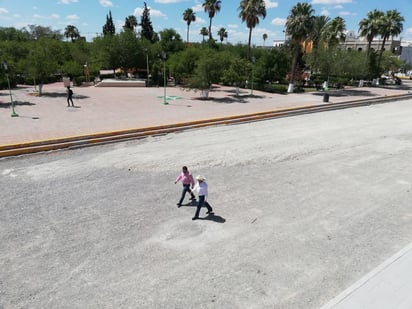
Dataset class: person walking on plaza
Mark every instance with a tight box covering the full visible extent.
[191,175,213,220]
[66,86,74,107]
[175,166,196,207]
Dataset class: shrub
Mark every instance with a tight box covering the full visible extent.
[263,83,288,94]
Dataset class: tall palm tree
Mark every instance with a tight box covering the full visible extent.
[377,10,404,68]
[202,0,221,40]
[309,15,330,73]
[64,25,80,42]
[311,15,330,50]
[285,2,315,93]
[262,33,268,46]
[323,16,346,48]
[358,9,384,54]
[183,8,196,44]
[238,0,267,59]
[217,27,228,44]
[200,27,209,42]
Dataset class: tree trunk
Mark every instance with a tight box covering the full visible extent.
[247,28,252,60]
[288,47,299,93]
[209,18,212,40]
[378,35,388,70]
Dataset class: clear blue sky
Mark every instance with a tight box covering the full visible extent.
[0,0,411,44]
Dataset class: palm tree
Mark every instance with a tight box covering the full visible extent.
[285,2,315,93]
[217,27,228,44]
[183,8,196,44]
[377,10,404,68]
[358,9,384,54]
[238,0,267,59]
[311,15,330,49]
[309,15,330,74]
[202,0,221,40]
[64,25,80,42]
[323,16,346,48]
[200,27,209,42]
[262,33,268,46]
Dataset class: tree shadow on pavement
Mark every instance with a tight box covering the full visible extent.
[202,94,264,104]
[35,92,90,100]
[312,89,378,98]
[0,101,35,108]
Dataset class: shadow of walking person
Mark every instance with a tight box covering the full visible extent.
[198,213,226,223]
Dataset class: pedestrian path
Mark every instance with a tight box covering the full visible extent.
[320,243,412,309]
[1,82,411,147]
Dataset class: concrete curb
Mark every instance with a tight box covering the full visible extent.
[1,93,411,158]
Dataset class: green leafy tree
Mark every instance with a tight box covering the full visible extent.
[0,27,30,41]
[285,2,315,92]
[94,35,121,73]
[188,49,229,96]
[24,38,62,95]
[222,57,251,95]
[202,0,221,40]
[64,25,80,42]
[254,47,290,85]
[102,11,116,36]
[238,0,267,59]
[168,47,203,83]
[182,8,196,44]
[27,25,63,40]
[159,29,185,54]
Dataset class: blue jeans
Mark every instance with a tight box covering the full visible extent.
[194,195,213,218]
[178,184,194,205]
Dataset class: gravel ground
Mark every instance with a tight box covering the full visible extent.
[1,99,412,308]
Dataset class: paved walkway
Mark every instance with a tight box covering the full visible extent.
[1,81,412,308]
[0,81,411,146]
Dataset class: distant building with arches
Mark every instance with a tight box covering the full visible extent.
[340,30,401,55]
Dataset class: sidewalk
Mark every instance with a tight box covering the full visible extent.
[1,81,411,146]
[321,243,412,309]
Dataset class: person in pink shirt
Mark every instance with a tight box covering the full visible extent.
[174,166,196,207]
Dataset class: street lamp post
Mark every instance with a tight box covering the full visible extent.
[144,48,150,86]
[161,51,168,105]
[3,61,18,117]
[251,56,255,96]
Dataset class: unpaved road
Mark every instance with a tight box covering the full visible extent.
[1,99,412,308]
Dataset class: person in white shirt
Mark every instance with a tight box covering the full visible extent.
[191,175,214,220]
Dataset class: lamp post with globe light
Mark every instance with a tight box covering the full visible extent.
[2,61,18,117]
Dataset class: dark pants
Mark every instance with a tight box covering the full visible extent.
[194,195,213,218]
[67,96,74,106]
[178,184,195,204]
